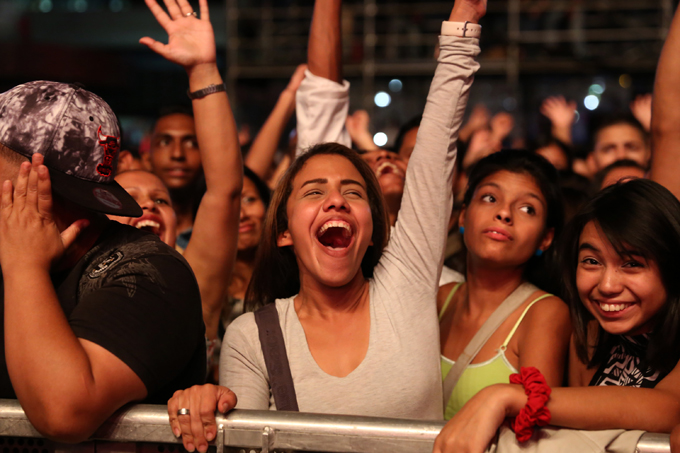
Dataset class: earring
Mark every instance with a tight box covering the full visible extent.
[535,249,543,257]
[459,226,465,235]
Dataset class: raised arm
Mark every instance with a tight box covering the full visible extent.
[245,64,307,179]
[141,0,243,342]
[295,0,351,155]
[383,0,482,295]
[651,6,680,198]
[540,96,577,145]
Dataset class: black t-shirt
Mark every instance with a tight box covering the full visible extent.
[589,334,666,388]
[0,221,206,403]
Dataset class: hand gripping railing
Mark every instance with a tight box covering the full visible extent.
[0,399,671,453]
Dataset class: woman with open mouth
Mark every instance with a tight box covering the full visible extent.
[165,0,485,449]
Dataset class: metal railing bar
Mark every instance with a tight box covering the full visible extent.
[0,400,671,453]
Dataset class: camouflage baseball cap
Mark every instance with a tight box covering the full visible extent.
[0,81,142,217]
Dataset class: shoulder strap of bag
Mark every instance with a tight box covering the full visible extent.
[254,303,300,412]
[442,282,538,409]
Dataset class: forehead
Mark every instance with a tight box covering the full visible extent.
[293,154,367,188]
[596,124,645,146]
[153,114,195,135]
[476,169,545,199]
[116,170,168,193]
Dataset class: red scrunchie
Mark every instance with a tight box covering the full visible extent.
[509,366,552,442]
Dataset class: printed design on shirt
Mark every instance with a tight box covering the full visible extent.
[592,336,661,388]
[88,251,124,279]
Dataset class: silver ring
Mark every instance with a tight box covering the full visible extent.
[177,408,191,416]
[184,11,197,17]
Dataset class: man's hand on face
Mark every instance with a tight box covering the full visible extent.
[0,153,89,273]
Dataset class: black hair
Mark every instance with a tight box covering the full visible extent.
[244,166,271,208]
[593,159,647,190]
[245,143,390,311]
[589,114,648,153]
[157,105,194,121]
[560,179,680,375]
[463,150,564,291]
[393,115,422,154]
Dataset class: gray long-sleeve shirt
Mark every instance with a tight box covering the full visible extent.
[221,33,480,420]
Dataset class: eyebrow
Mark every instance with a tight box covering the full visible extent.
[579,242,644,258]
[477,182,546,207]
[300,178,366,189]
[579,243,599,252]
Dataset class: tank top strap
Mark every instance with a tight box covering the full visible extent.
[439,282,464,321]
[500,293,553,348]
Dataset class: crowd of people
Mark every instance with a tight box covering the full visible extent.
[0,0,679,451]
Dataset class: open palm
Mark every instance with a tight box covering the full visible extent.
[140,0,216,69]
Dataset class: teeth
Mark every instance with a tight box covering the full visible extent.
[136,220,160,230]
[599,303,628,312]
[318,220,352,237]
[376,161,403,177]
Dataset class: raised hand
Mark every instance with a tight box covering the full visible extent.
[140,0,216,70]
[540,96,577,130]
[490,111,514,143]
[284,64,309,95]
[0,154,88,272]
[630,93,652,132]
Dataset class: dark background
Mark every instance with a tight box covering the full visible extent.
[0,0,673,153]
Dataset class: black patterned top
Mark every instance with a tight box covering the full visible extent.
[589,334,666,388]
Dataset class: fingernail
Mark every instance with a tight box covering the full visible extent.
[173,428,180,438]
[198,443,208,453]
[206,432,215,441]
[186,443,195,452]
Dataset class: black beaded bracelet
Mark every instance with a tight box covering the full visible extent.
[187,83,227,100]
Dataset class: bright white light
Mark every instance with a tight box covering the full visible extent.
[374,92,391,108]
[74,0,87,12]
[589,84,604,95]
[110,0,124,12]
[584,95,600,111]
[373,132,388,147]
[388,79,403,92]
[39,0,53,12]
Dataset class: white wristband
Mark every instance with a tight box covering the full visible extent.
[441,21,482,38]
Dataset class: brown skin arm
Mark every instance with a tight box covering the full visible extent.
[515,295,571,387]
[650,3,680,199]
[1,156,147,442]
[435,344,680,453]
[140,0,244,341]
[308,0,343,83]
[245,64,307,179]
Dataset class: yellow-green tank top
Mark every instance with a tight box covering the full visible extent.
[439,282,551,420]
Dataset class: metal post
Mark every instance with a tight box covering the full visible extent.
[363,0,377,114]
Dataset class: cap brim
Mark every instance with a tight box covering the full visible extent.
[48,168,143,217]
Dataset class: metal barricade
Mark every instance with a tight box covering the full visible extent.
[0,400,671,453]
